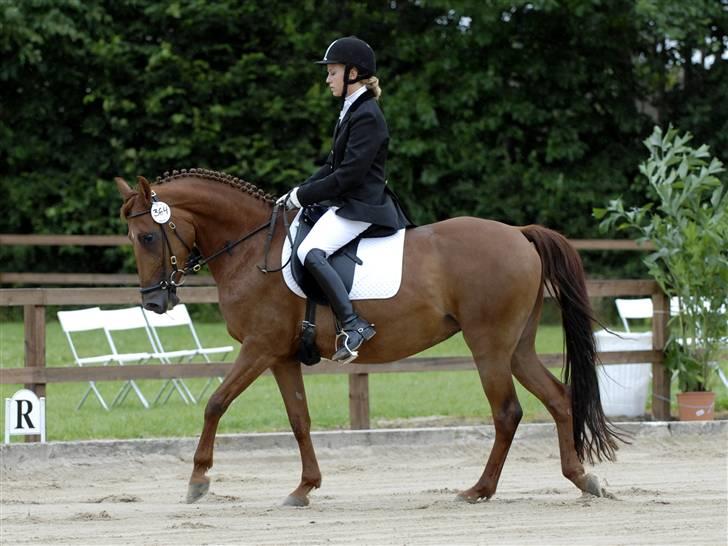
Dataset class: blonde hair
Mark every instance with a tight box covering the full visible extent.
[362,76,381,100]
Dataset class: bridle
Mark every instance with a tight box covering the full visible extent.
[127,190,281,297]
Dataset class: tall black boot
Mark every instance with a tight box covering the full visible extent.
[304,248,376,363]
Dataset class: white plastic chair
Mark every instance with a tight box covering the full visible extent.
[142,304,233,403]
[100,307,156,409]
[614,298,653,332]
[58,307,114,410]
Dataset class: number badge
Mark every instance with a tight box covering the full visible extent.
[151,202,171,224]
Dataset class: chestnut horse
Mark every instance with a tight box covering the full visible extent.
[116,169,621,506]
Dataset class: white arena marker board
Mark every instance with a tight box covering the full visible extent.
[4,388,46,443]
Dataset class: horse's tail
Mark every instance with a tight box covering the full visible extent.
[520,224,623,464]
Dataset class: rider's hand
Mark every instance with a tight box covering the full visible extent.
[275,187,301,210]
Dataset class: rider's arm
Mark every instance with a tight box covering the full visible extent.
[296,110,385,206]
[301,151,334,186]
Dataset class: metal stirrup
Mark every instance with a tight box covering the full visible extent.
[334,330,359,364]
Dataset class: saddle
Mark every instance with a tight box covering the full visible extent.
[290,205,406,366]
[282,205,406,366]
[290,205,362,306]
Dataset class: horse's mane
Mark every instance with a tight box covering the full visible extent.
[155,168,275,204]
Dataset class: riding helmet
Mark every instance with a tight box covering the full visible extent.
[315,36,376,78]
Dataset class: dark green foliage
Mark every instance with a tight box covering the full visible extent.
[1,0,725,277]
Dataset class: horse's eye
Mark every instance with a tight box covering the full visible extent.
[138,233,155,245]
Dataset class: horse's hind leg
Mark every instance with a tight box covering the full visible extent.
[457,342,523,503]
[271,362,322,507]
[187,339,271,503]
[511,330,603,496]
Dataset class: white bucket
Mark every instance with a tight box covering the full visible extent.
[594,330,653,417]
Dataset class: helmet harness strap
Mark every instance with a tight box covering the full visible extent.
[342,64,370,104]
[342,64,353,106]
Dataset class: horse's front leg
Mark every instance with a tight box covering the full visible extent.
[271,361,322,506]
[187,338,271,503]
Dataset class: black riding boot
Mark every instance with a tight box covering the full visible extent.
[304,248,376,363]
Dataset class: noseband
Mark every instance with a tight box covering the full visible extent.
[127,190,274,296]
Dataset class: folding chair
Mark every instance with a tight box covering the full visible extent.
[140,306,199,406]
[58,307,116,411]
[142,304,233,403]
[614,298,653,332]
[99,307,157,409]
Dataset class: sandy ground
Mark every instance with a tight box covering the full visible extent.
[1,426,727,546]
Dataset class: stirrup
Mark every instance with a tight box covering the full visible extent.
[333,330,360,364]
[332,323,376,364]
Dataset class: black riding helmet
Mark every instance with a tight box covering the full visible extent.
[315,36,376,77]
[315,36,376,103]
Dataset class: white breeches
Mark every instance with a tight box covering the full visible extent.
[297,207,372,264]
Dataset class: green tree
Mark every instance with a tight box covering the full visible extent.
[1,0,725,279]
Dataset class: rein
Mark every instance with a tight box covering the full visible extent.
[128,191,279,296]
[258,190,296,274]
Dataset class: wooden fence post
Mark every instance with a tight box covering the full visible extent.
[23,304,46,442]
[349,373,370,430]
[651,290,671,420]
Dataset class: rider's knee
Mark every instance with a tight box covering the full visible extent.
[301,247,327,267]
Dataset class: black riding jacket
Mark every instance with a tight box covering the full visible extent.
[296,90,412,234]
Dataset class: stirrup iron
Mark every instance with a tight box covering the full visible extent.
[334,330,360,364]
[332,322,376,364]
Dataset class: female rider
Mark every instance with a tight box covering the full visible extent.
[277,36,411,363]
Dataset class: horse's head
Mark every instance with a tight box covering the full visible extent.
[116,176,197,314]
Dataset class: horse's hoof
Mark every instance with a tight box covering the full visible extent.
[583,473,603,497]
[282,494,309,507]
[455,491,479,504]
[186,478,210,504]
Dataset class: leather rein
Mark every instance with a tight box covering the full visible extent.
[127,190,293,297]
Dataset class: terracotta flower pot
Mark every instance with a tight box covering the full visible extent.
[676,391,716,421]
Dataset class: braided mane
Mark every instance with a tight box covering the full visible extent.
[154,168,275,204]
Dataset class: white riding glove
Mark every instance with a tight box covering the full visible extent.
[275,187,301,210]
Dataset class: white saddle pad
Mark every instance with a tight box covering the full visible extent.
[282,209,406,300]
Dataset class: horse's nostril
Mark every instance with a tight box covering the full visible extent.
[144,302,162,313]
[143,291,169,314]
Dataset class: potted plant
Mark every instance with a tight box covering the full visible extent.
[595,126,728,420]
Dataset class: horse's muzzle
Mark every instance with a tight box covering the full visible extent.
[142,289,179,314]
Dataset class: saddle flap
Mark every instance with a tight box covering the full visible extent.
[290,214,360,306]
[283,209,406,304]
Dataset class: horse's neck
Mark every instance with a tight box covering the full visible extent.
[168,178,272,281]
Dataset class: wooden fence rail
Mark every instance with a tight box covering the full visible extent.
[0,282,671,432]
[0,233,657,250]
[1,234,654,287]
[0,234,129,246]
[0,273,215,286]
[1,351,665,385]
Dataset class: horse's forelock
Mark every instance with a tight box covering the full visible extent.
[119,192,139,220]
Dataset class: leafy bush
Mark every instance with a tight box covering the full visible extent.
[595,126,728,391]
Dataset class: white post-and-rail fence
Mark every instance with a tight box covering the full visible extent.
[1,234,670,435]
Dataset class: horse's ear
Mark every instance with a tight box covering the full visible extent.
[137,176,153,204]
[114,177,135,201]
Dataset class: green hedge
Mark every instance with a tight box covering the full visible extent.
[1,0,725,276]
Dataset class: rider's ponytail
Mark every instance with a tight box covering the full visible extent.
[362,76,381,100]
